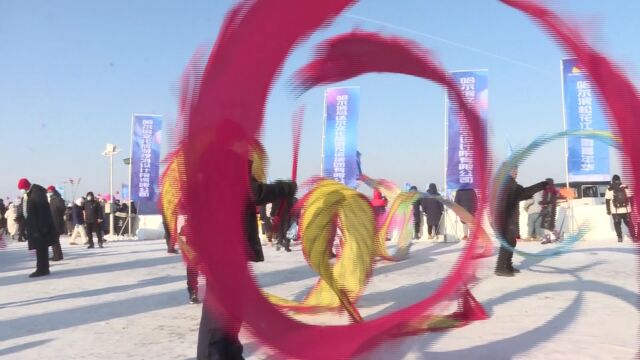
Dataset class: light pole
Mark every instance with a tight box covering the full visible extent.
[102,144,119,239]
[123,157,132,237]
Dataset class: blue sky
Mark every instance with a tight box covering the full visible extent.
[2,0,639,201]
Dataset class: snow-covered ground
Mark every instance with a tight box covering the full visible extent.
[0,234,637,359]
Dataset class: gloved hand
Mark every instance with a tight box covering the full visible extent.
[607,210,611,216]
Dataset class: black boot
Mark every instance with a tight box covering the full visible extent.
[29,270,50,278]
[494,269,514,277]
[50,243,64,261]
[189,289,200,304]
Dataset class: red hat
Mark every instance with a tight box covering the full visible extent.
[47,186,56,192]
[17,178,31,191]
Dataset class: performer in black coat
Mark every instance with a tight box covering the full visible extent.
[18,178,56,277]
[47,186,66,261]
[84,192,105,248]
[197,161,296,360]
[421,183,444,239]
[493,167,547,276]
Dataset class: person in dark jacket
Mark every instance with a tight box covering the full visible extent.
[605,174,636,242]
[84,191,104,248]
[69,198,88,245]
[197,161,296,360]
[270,194,297,252]
[410,186,422,240]
[16,196,27,242]
[64,203,74,235]
[494,167,547,276]
[539,178,566,244]
[421,183,444,239]
[454,188,478,240]
[18,178,56,278]
[47,186,65,261]
[0,199,6,235]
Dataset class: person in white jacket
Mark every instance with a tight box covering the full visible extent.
[5,203,19,239]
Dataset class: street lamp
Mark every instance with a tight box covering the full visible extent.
[102,144,118,239]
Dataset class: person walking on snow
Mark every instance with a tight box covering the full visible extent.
[18,178,56,278]
[69,198,88,245]
[605,174,636,242]
[5,203,19,240]
[421,183,444,239]
[84,191,105,248]
[47,186,65,261]
[409,186,423,240]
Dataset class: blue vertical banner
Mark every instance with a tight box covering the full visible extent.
[562,58,610,182]
[130,114,163,215]
[446,70,488,191]
[322,87,360,188]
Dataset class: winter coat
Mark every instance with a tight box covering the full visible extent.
[421,184,444,226]
[494,176,546,239]
[5,206,18,236]
[454,188,478,224]
[72,204,85,225]
[259,205,271,234]
[523,191,543,215]
[64,206,73,221]
[25,184,57,250]
[248,177,297,262]
[605,183,633,215]
[539,186,561,231]
[0,200,5,224]
[84,199,103,224]
[49,192,67,235]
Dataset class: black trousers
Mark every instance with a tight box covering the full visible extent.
[496,228,517,271]
[197,303,243,360]
[414,215,421,237]
[612,213,635,239]
[18,222,26,241]
[86,222,103,245]
[51,234,64,260]
[163,218,176,251]
[427,224,439,236]
[187,262,198,294]
[35,246,50,273]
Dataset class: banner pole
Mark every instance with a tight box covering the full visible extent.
[128,114,134,238]
[560,60,573,236]
[443,88,449,242]
[321,89,328,177]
